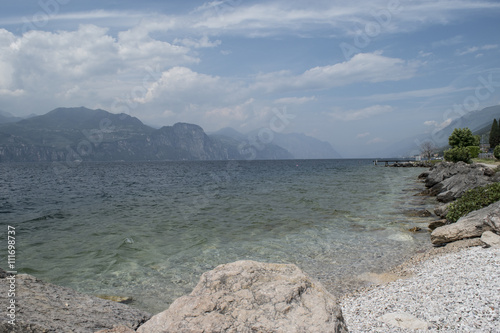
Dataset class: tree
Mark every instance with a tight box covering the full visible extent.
[444,147,470,163]
[448,128,480,148]
[420,141,436,160]
[489,118,500,149]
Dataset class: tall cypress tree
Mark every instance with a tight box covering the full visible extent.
[489,119,500,149]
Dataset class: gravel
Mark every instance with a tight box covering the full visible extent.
[341,246,500,332]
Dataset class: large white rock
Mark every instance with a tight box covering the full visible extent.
[138,260,348,333]
[481,231,500,248]
[378,312,429,330]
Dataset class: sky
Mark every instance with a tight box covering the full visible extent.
[0,0,500,157]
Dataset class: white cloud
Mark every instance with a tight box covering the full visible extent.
[0,24,200,112]
[255,52,419,93]
[356,132,370,138]
[424,118,452,129]
[174,36,222,49]
[363,85,472,102]
[367,137,386,144]
[274,96,316,104]
[328,105,393,121]
[456,44,499,56]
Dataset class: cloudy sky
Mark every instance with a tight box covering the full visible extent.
[1,0,500,157]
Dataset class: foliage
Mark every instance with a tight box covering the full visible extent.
[489,119,500,149]
[495,145,500,159]
[467,146,480,159]
[443,147,471,163]
[448,128,480,148]
[446,183,500,222]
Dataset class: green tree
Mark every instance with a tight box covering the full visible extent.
[489,119,500,149]
[444,147,471,163]
[448,128,480,148]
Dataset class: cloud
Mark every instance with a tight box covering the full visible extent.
[363,85,472,102]
[424,118,452,129]
[328,105,393,121]
[174,36,222,49]
[274,96,316,104]
[356,132,370,138]
[456,44,498,56]
[255,52,419,93]
[0,24,200,113]
[367,137,386,144]
[432,35,463,48]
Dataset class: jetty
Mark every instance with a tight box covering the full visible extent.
[373,159,416,166]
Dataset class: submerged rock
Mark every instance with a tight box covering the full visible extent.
[431,201,500,245]
[0,273,150,333]
[138,260,348,333]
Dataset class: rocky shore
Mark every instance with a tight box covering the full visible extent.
[1,161,499,332]
[341,161,500,332]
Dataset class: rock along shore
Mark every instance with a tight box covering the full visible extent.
[2,161,499,332]
[341,161,500,332]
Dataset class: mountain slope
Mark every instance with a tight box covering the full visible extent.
[0,107,294,162]
[212,127,340,159]
[0,110,22,124]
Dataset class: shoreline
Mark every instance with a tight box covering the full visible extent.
[340,241,499,332]
[340,161,500,332]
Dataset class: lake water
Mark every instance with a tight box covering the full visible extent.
[0,159,435,314]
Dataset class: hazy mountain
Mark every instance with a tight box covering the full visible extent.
[377,105,500,157]
[0,107,297,162]
[432,105,500,146]
[210,128,294,160]
[0,110,22,124]
[272,132,341,159]
[212,127,341,159]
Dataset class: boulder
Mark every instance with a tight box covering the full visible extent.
[431,201,500,245]
[428,219,447,230]
[434,203,451,219]
[404,209,432,217]
[424,161,464,188]
[481,231,500,248]
[0,273,150,333]
[423,162,495,202]
[138,260,348,333]
[436,169,491,202]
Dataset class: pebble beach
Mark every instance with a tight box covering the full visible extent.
[341,240,500,332]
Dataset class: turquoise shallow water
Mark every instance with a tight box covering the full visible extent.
[0,159,435,313]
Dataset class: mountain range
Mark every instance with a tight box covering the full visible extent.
[0,107,340,162]
[375,105,500,157]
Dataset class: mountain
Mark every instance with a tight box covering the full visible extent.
[376,105,500,157]
[272,132,341,159]
[0,107,293,162]
[432,105,500,146]
[0,110,22,124]
[212,127,341,159]
[210,128,294,160]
